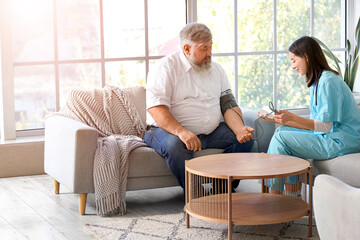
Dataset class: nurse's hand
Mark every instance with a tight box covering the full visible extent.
[258,111,277,123]
[236,126,254,143]
[272,110,297,125]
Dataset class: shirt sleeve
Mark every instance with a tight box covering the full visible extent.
[314,120,333,133]
[314,74,343,122]
[146,60,172,110]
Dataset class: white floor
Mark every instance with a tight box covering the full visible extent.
[0,174,261,240]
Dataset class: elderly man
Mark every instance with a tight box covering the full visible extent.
[144,23,254,192]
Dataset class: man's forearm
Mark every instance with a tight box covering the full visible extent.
[224,106,245,134]
[147,105,185,136]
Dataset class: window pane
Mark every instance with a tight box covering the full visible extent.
[277,54,309,109]
[237,0,273,51]
[213,56,235,91]
[59,63,102,107]
[148,0,185,56]
[197,0,234,53]
[11,0,54,62]
[314,0,343,48]
[277,0,310,51]
[57,0,100,60]
[105,61,146,88]
[103,0,145,58]
[238,55,273,110]
[14,65,55,130]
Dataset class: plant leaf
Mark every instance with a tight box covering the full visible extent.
[354,18,360,61]
[346,39,351,54]
[323,49,342,64]
[344,63,349,86]
[356,17,360,38]
[323,49,342,73]
[349,55,359,91]
[312,36,343,76]
[349,56,353,86]
[343,17,360,91]
[354,43,359,61]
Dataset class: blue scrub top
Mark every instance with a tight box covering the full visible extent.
[310,71,360,155]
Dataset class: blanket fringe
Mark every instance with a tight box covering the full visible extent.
[96,192,127,216]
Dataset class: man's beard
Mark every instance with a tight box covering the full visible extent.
[188,55,212,73]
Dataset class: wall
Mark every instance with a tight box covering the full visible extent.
[0,140,44,178]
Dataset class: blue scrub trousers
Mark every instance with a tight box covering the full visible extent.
[144,122,254,189]
[265,125,340,191]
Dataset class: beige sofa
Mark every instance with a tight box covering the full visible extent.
[44,86,274,215]
[44,85,360,215]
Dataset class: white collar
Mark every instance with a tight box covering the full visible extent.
[179,50,192,73]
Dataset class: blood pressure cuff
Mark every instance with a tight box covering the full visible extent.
[220,89,238,115]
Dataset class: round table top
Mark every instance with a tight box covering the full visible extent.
[185,152,310,179]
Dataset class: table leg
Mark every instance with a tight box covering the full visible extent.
[261,179,269,193]
[185,165,190,228]
[228,176,232,240]
[186,213,190,228]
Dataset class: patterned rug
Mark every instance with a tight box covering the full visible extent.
[84,212,319,240]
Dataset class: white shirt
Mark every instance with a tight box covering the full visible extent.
[146,50,231,135]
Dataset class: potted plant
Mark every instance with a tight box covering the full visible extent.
[313,17,360,92]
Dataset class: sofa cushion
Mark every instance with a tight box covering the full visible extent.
[128,147,224,178]
[309,153,360,188]
[128,147,172,178]
[127,175,179,191]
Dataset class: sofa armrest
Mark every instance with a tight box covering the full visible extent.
[44,115,98,193]
[314,174,360,239]
[242,108,275,153]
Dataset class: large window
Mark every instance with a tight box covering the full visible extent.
[0,0,350,139]
[7,0,186,133]
[197,0,346,110]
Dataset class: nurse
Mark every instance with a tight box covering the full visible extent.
[261,36,360,194]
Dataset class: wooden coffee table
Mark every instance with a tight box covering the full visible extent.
[185,152,313,240]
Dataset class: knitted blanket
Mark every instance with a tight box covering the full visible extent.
[49,86,146,215]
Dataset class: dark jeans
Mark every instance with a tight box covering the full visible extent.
[144,122,254,189]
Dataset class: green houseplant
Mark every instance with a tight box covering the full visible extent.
[313,17,360,92]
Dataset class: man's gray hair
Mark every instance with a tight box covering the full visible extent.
[179,23,212,47]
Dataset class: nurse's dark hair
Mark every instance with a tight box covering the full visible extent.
[288,36,338,88]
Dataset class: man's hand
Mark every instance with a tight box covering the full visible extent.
[148,105,202,152]
[178,129,202,152]
[235,126,254,143]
